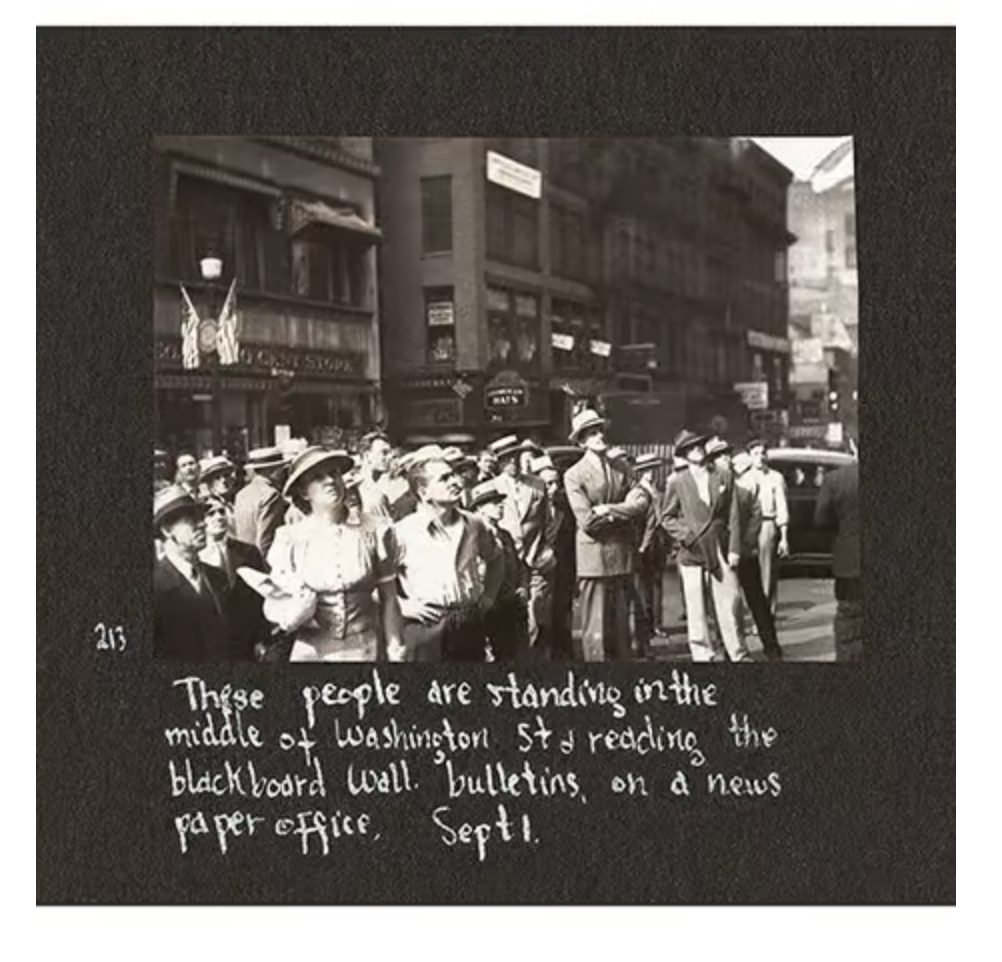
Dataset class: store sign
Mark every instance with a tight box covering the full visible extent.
[734,381,769,411]
[589,339,612,357]
[155,338,363,377]
[402,398,463,428]
[487,287,511,312]
[427,301,455,327]
[485,370,529,409]
[552,332,575,351]
[789,362,829,385]
[514,293,539,317]
[789,423,828,440]
[792,337,825,365]
[486,151,542,199]
[747,330,791,353]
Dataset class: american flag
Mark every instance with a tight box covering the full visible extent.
[179,285,201,370]
[216,278,240,366]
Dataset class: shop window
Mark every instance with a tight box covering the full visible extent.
[421,176,453,254]
[425,287,456,365]
[487,286,539,373]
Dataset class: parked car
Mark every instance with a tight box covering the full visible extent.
[766,447,857,576]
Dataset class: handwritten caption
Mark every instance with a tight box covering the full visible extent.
[165,670,784,862]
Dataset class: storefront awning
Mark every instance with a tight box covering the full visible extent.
[288,199,382,242]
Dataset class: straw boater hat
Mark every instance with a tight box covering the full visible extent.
[442,446,476,471]
[246,446,287,471]
[634,452,664,473]
[282,446,355,499]
[569,408,608,444]
[469,480,507,511]
[154,484,206,531]
[704,437,732,461]
[198,455,235,484]
[488,435,521,461]
[528,453,557,477]
[672,429,711,457]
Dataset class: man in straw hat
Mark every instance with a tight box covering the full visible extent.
[662,429,751,662]
[393,446,502,661]
[562,408,651,661]
[153,485,229,661]
[233,446,289,562]
[490,434,556,658]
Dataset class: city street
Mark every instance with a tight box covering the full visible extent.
[571,572,837,663]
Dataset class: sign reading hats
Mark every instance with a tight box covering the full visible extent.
[283,447,355,499]
[485,370,529,410]
[569,408,608,444]
[154,485,206,530]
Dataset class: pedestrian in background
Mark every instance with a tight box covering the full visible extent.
[634,452,668,650]
[815,460,861,662]
[357,430,394,519]
[233,446,289,562]
[174,451,200,500]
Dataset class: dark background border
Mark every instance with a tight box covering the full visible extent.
[37,27,955,904]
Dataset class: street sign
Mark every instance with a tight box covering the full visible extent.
[486,151,542,199]
[427,301,455,326]
[734,381,769,410]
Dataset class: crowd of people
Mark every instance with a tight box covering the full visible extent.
[153,407,853,664]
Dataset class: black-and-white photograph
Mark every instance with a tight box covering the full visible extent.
[153,136,861,665]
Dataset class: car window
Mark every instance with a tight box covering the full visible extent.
[775,461,829,490]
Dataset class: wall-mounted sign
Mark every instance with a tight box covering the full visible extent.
[514,293,540,317]
[485,369,529,409]
[747,330,791,353]
[427,301,455,327]
[792,337,824,365]
[734,381,769,411]
[552,333,575,351]
[486,151,542,199]
[155,338,364,377]
[589,340,612,357]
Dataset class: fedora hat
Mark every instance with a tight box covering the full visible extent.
[246,446,287,471]
[198,455,235,483]
[634,452,664,473]
[283,446,355,499]
[488,435,521,461]
[569,408,608,444]
[607,446,629,462]
[154,484,206,531]
[469,480,507,511]
[672,429,710,457]
[705,437,732,460]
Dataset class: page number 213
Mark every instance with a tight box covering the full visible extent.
[94,623,127,652]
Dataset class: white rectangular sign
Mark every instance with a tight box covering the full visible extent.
[427,302,455,327]
[552,332,575,351]
[589,339,612,358]
[792,337,825,365]
[487,151,542,199]
[734,381,769,410]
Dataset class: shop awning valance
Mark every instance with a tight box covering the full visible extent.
[288,199,382,242]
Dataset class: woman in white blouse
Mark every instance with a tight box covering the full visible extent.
[267,447,404,662]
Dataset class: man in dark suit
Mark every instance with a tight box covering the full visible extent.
[815,460,861,662]
[634,452,669,652]
[563,410,651,661]
[233,446,288,563]
[491,435,556,657]
[199,496,271,661]
[531,454,577,660]
[153,486,229,661]
[662,430,751,663]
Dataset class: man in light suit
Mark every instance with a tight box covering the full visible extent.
[562,410,651,661]
[233,446,288,563]
[491,435,555,657]
[662,429,751,663]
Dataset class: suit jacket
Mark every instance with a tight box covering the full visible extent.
[233,476,287,561]
[153,556,230,661]
[662,466,741,576]
[200,538,270,660]
[814,461,860,579]
[499,474,553,571]
[562,451,650,579]
[638,482,668,557]
[491,525,529,603]
[546,488,577,593]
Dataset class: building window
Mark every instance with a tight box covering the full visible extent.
[551,203,586,280]
[486,185,539,269]
[486,286,540,374]
[421,176,453,254]
[845,244,857,269]
[549,138,586,193]
[425,287,456,365]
